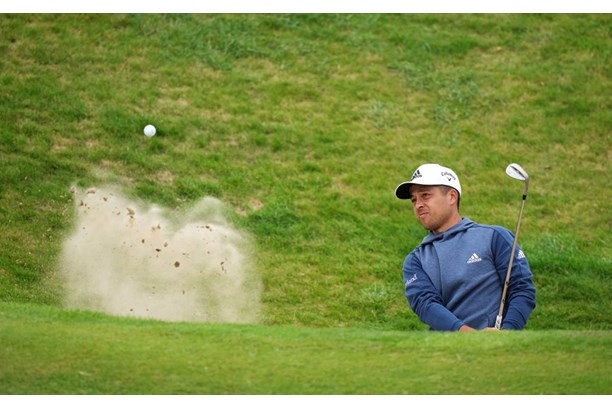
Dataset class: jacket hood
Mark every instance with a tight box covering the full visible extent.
[421,217,476,245]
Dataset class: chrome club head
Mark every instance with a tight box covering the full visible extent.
[506,163,529,196]
[506,163,528,181]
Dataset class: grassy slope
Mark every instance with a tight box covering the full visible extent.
[0,16,611,395]
[1,14,609,330]
[1,302,611,394]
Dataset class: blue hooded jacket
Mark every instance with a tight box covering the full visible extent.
[403,217,536,331]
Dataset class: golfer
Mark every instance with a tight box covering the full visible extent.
[395,163,536,331]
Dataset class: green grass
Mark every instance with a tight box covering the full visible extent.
[0,14,611,394]
[1,302,611,394]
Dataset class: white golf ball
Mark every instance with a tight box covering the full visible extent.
[144,124,156,137]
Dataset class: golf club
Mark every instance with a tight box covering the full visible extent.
[495,163,529,330]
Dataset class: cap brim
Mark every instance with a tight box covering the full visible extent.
[395,182,413,199]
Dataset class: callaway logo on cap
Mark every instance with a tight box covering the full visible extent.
[395,163,462,199]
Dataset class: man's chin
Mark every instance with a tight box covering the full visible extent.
[419,221,433,231]
[420,221,442,233]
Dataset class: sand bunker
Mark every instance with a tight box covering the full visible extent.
[59,186,262,324]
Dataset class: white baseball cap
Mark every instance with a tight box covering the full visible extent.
[395,163,461,199]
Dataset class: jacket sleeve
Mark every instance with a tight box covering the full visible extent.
[403,251,465,331]
[491,227,537,329]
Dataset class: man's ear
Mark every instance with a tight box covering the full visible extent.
[448,188,459,206]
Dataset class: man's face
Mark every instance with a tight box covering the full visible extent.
[409,184,457,234]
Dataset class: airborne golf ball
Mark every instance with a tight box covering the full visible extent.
[144,124,156,137]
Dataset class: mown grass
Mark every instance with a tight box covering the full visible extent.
[1,302,611,394]
[0,14,611,394]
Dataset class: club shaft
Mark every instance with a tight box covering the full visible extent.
[495,196,526,329]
